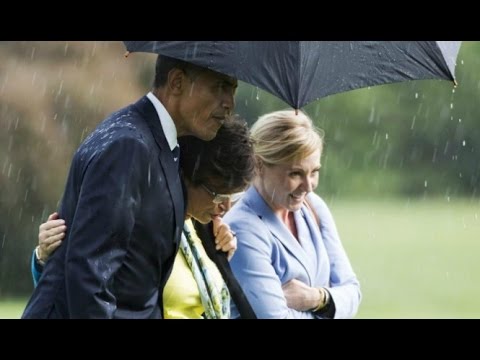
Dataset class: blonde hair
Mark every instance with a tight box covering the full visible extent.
[250,110,324,166]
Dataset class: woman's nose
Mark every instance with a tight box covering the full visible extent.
[302,177,314,193]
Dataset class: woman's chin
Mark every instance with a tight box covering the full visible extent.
[289,196,304,208]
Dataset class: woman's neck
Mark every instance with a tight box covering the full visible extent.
[283,211,298,241]
[253,180,286,217]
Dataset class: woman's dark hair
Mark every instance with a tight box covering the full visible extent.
[179,115,255,193]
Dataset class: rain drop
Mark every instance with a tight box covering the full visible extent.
[368,108,375,123]
[462,140,466,147]
[16,168,22,183]
[450,103,454,109]
[415,93,418,99]
[424,180,428,188]
[147,164,151,187]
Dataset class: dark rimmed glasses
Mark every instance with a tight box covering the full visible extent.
[201,184,245,204]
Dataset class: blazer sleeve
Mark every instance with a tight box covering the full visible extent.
[229,215,316,319]
[310,194,362,319]
[64,136,148,318]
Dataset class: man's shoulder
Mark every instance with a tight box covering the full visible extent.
[99,95,151,130]
[86,104,149,142]
[74,118,150,165]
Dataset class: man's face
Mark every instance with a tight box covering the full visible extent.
[178,70,237,141]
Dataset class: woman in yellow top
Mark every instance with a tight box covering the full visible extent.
[31,116,256,319]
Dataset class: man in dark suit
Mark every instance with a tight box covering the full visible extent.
[22,55,238,318]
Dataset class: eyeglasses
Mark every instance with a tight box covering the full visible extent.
[201,184,245,204]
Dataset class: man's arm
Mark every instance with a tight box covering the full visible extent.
[64,136,148,318]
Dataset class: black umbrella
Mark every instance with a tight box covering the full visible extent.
[124,41,461,109]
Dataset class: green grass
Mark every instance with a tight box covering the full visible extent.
[2,197,479,319]
[329,197,480,318]
[0,298,27,319]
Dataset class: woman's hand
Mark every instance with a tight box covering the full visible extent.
[37,212,66,262]
[212,216,237,260]
[282,278,321,312]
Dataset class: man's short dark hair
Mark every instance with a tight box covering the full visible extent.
[179,115,255,193]
[153,54,204,88]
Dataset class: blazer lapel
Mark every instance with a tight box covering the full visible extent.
[243,187,313,284]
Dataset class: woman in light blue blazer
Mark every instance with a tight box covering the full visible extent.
[224,110,361,319]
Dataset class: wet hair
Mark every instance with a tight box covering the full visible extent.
[179,115,255,193]
[250,109,324,166]
[153,54,205,88]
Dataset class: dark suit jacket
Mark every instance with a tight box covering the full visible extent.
[22,96,185,319]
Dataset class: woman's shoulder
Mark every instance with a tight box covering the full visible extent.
[306,192,328,209]
[225,198,258,223]
[307,192,338,220]
[224,200,270,238]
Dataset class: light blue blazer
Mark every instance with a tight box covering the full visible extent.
[224,186,361,319]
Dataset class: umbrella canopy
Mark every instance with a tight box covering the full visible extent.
[124,41,461,109]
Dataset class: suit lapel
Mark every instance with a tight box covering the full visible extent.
[134,97,184,239]
[244,187,313,284]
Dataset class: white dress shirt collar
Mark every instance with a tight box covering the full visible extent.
[146,92,178,151]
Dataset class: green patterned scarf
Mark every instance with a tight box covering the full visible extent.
[180,223,230,319]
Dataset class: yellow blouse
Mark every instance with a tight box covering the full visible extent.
[163,219,226,319]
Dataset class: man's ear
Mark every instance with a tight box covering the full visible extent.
[167,68,187,94]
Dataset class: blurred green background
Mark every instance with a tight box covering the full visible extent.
[1,41,479,318]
